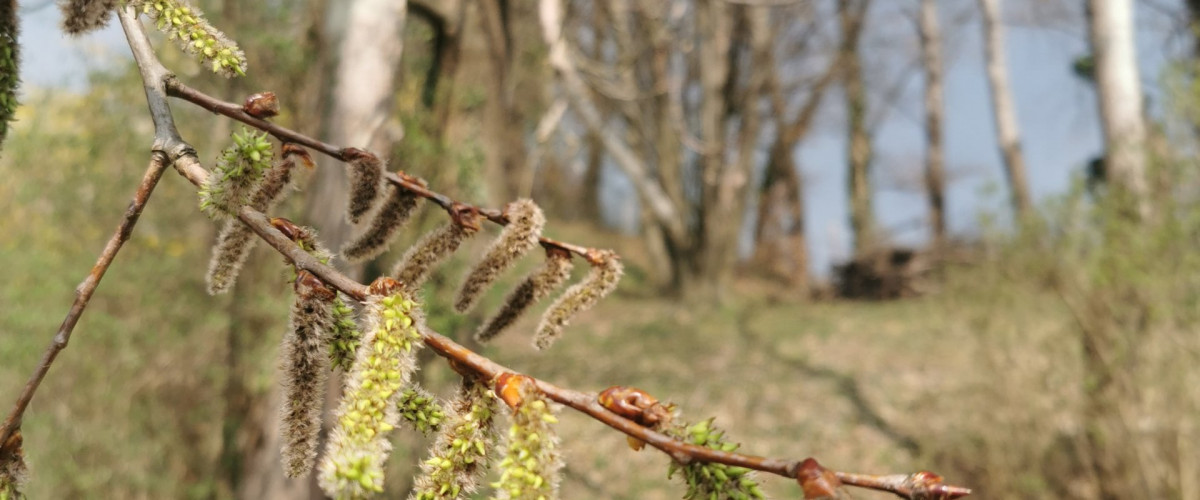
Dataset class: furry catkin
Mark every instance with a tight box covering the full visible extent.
[390,215,480,290]
[454,200,545,313]
[327,294,362,372]
[475,249,573,343]
[278,272,335,478]
[127,0,246,77]
[533,250,622,350]
[493,377,562,500]
[343,148,385,224]
[59,0,118,35]
[342,184,423,262]
[205,155,296,295]
[409,381,497,500]
[0,0,19,149]
[318,279,425,498]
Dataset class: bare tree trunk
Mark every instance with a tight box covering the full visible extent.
[305,0,408,250]
[478,0,532,202]
[840,0,874,254]
[919,0,946,249]
[978,0,1032,218]
[1086,0,1149,218]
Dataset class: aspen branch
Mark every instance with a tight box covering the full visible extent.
[1,6,972,500]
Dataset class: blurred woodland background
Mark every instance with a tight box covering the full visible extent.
[2,0,1200,498]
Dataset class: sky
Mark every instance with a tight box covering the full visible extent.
[15,0,1194,277]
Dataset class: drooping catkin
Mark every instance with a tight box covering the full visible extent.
[475,248,573,344]
[278,271,336,478]
[59,0,118,35]
[492,376,562,500]
[0,430,26,500]
[341,183,423,262]
[343,148,386,224]
[409,381,497,500]
[0,0,19,150]
[391,208,481,290]
[126,0,246,77]
[318,278,425,499]
[533,250,622,350]
[454,199,545,313]
[205,153,297,295]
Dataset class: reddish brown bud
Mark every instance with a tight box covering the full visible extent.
[797,458,846,499]
[598,386,671,428]
[295,270,336,301]
[494,372,531,410]
[243,91,280,118]
[271,217,304,241]
[368,277,404,297]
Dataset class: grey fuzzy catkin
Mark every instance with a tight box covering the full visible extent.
[205,156,297,295]
[390,220,478,290]
[475,250,573,343]
[344,149,385,224]
[59,0,118,35]
[533,250,622,350]
[454,199,545,313]
[341,184,423,262]
[278,274,335,478]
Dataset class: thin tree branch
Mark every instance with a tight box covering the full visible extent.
[0,152,170,446]
[164,80,594,258]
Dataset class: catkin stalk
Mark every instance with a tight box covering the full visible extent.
[278,271,336,478]
[475,249,573,343]
[342,184,423,262]
[533,250,622,350]
[454,199,545,313]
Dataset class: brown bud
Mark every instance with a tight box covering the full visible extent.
[493,372,531,410]
[598,386,671,428]
[271,217,304,241]
[295,270,336,301]
[368,276,404,297]
[797,458,849,499]
[243,91,280,118]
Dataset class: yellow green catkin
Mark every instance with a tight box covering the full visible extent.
[278,271,336,478]
[391,211,481,290]
[397,387,446,435]
[533,250,622,350]
[199,128,274,219]
[492,378,562,500]
[0,0,19,150]
[0,431,26,500]
[475,248,573,344]
[318,279,425,499]
[205,149,296,295]
[328,294,362,372]
[410,381,498,500]
[666,418,765,500]
[127,0,246,77]
[455,200,545,313]
[59,0,118,35]
[342,183,423,262]
[343,148,386,224]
